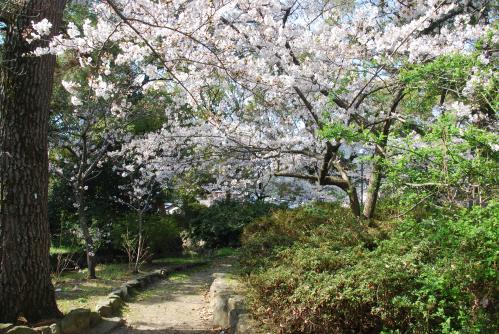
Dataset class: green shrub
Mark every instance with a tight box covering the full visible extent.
[110,213,182,257]
[241,202,498,333]
[239,202,371,272]
[185,200,278,248]
[145,215,183,256]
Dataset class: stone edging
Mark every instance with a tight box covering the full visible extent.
[209,273,259,334]
[0,261,208,334]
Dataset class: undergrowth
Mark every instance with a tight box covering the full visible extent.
[240,202,498,333]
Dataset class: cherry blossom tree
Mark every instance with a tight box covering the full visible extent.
[50,49,142,277]
[42,0,494,218]
[207,0,492,217]
[109,142,169,273]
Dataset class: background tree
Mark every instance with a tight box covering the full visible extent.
[111,153,166,273]
[48,1,173,275]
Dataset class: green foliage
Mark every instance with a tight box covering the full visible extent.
[214,247,239,257]
[50,245,79,255]
[145,215,183,256]
[240,202,365,272]
[384,51,499,212]
[241,202,498,333]
[400,52,497,116]
[109,212,183,257]
[184,200,278,248]
[320,122,365,143]
[49,166,183,258]
[385,112,498,211]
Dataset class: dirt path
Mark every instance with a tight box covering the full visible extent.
[111,258,233,334]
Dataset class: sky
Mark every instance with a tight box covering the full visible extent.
[0,22,5,45]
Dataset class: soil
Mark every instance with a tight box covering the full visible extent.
[111,258,233,334]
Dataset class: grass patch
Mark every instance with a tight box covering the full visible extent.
[50,245,80,255]
[151,256,205,266]
[214,247,239,257]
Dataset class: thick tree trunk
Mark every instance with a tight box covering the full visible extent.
[77,190,97,279]
[0,0,66,323]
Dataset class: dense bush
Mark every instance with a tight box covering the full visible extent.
[51,207,183,260]
[240,202,498,333]
[145,215,183,256]
[184,200,278,248]
[109,213,183,257]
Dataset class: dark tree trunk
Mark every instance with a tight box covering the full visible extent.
[77,190,96,279]
[0,0,66,323]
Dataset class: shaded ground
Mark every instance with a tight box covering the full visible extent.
[111,258,234,334]
[54,257,206,313]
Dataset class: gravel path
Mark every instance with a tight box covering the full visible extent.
[110,258,233,334]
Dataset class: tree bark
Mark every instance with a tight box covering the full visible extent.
[134,211,143,273]
[76,190,96,279]
[0,0,66,323]
[362,153,384,219]
[332,161,361,217]
[363,90,404,219]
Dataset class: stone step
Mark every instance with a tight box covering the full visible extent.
[87,318,124,334]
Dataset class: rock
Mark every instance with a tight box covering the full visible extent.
[107,293,120,300]
[123,282,138,296]
[234,313,258,334]
[152,269,165,277]
[151,271,162,278]
[145,272,160,282]
[136,277,148,288]
[119,285,129,300]
[212,273,229,279]
[228,295,246,329]
[124,279,140,293]
[212,292,230,328]
[32,326,50,334]
[109,288,123,299]
[29,320,57,329]
[48,323,60,334]
[159,268,171,276]
[125,279,139,288]
[210,277,236,300]
[87,318,124,334]
[60,308,91,334]
[95,302,113,318]
[0,324,14,333]
[5,326,37,334]
[108,296,123,312]
[89,312,101,327]
[210,276,239,328]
